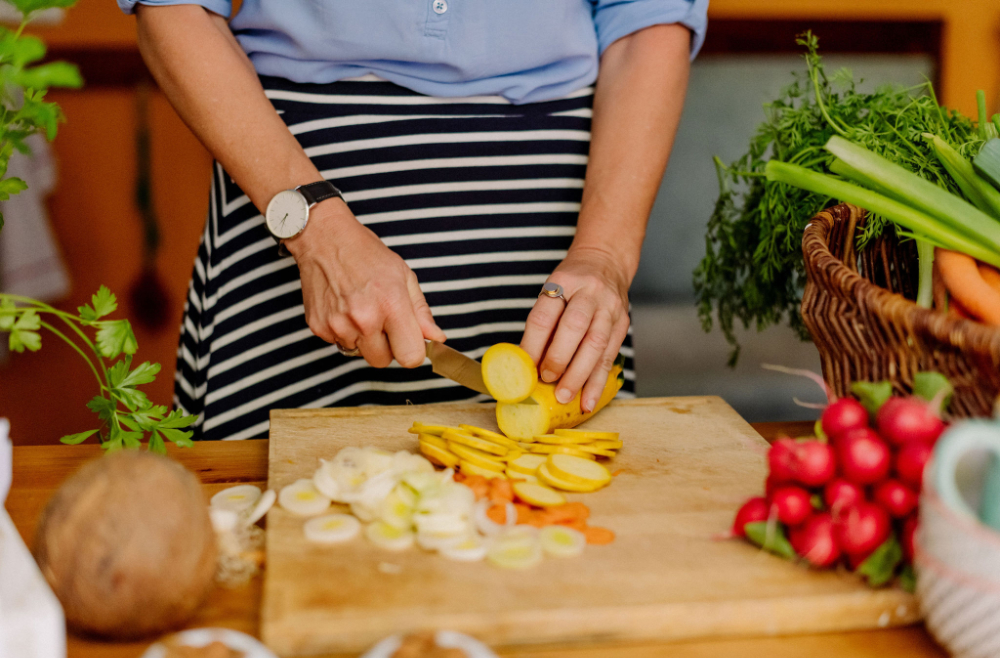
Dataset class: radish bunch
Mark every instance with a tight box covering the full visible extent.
[733,372,951,587]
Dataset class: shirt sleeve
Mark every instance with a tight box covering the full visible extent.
[117,0,232,18]
[592,0,709,60]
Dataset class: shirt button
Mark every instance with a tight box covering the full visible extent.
[432,0,447,14]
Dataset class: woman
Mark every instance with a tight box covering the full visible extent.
[120,0,706,441]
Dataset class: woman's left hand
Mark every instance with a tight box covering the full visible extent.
[520,246,630,413]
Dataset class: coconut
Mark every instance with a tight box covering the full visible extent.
[33,450,217,639]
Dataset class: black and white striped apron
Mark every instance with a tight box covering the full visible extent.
[175,76,636,441]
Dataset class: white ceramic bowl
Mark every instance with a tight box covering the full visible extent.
[361,630,498,658]
[141,628,278,658]
[916,422,1000,658]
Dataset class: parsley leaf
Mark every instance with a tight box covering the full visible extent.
[60,429,98,445]
[96,319,137,358]
[78,285,117,322]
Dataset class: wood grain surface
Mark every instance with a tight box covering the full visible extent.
[262,398,920,656]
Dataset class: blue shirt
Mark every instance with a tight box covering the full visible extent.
[119,0,708,104]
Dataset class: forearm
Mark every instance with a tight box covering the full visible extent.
[573,23,692,282]
[135,5,322,213]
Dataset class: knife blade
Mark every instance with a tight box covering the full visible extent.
[425,340,490,396]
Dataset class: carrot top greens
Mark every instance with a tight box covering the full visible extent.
[694,32,981,364]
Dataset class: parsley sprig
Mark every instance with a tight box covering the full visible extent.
[694,33,981,364]
[0,0,195,451]
[0,287,196,452]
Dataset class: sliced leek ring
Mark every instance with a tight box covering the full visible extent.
[554,428,620,441]
[304,513,360,544]
[539,525,586,558]
[210,485,262,514]
[278,479,332,517]
[366,521,415,551]
[547,454,612,487]
[440,535,488,562]
[442,429,508,456]
[448,442,505,471]
[487,535,543,570]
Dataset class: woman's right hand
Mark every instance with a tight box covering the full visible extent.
[284,198,447,368]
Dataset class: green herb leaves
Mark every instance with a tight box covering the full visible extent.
[695,32,981,363]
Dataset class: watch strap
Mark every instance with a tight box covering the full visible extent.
[297,180,343,206]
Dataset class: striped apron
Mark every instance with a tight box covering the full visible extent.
[175,76,636,441]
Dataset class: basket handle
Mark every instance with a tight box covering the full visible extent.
[932,421,1000,531]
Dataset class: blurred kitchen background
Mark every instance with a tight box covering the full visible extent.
[1,1,999,444]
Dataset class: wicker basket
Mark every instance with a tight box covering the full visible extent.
[801,203,1000,418]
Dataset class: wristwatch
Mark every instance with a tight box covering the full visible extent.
[264,180,344,246]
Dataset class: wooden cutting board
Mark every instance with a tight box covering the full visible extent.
[261,397,919,656]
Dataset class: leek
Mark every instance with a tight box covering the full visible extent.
[764,160,1000,269]
[915,240,934,308]
[978,91,999,140]
[825,136,1000,253]
[974,138,1000,193]
[924,133,1000,220]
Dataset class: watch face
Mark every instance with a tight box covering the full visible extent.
[266,190,310,240]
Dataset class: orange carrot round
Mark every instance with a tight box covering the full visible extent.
[979,263,1000,296]
[584,526,616,545]
[486,503,508,525]
[936,249,1000,326]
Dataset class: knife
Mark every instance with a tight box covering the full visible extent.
[425,340,491,396]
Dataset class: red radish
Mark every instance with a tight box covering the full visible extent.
[824,478,865,513]
[768,439,836,487]
[767,438,797,483]
[833,502,891,557]
[765,474,781,497]
[872,479,919,518]
[821,398,869,438]
[876,397,946,446]
[901,515,918,563]
[770,486,813,526]
[731,497,769,538]
[835,428,891,485]
[896,441,934,491]
[789,512,842,568]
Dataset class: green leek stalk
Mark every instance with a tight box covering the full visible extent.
[924,133,1000,220]
[764,160,1000,269]
[825,136,1000,254]
[916,240,935,308]
[978,91,999,140]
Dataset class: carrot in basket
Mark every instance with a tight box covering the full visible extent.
[979,263,1000,296]
[584,526,616,545]
[950,297,974,320]
[936,249,1000,325]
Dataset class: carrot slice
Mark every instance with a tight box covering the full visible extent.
[979,262,1000,296]
[463,475,490,500]
[584,526,616,545]
[544,502,590,524]
[556,518,588,532]
[486,503,508,525]
[936,249,1000,325]
[514,503,534,525]
[488,478,514,503]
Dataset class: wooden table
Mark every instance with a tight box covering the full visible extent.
[6,422,949,658]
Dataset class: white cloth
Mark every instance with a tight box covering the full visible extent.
[0,133,70,363]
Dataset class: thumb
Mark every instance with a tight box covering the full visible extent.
[408,274,446,342]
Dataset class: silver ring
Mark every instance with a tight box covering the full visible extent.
[335,341,361,357]
[539,282,566,302]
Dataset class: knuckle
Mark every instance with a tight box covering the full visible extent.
[563,308,591,333]
[584,330,609,350]
[525,310,556,332]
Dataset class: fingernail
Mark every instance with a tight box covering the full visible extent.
[541,369,557,383]
[583,398,595,413]
[556,388,573,404]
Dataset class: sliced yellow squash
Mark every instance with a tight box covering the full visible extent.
[448,442,505,472]
[458,460,504,479]
[505,469,539,483]
[573,444,617,458]
[419,441,460,468]
[441,429,508,456]
[547,454,612,487]
[534,433,592,445]
[481,343,538,403]
[507,453,547,475]
[458,424,520,449]
[553,428,620,441]
[407,423,454,436]
[418,432,449,450]
[537,463,602,493]
[512,481,566,507]
[528,444,595,459]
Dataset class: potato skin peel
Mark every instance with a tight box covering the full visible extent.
[33,451,217,639]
